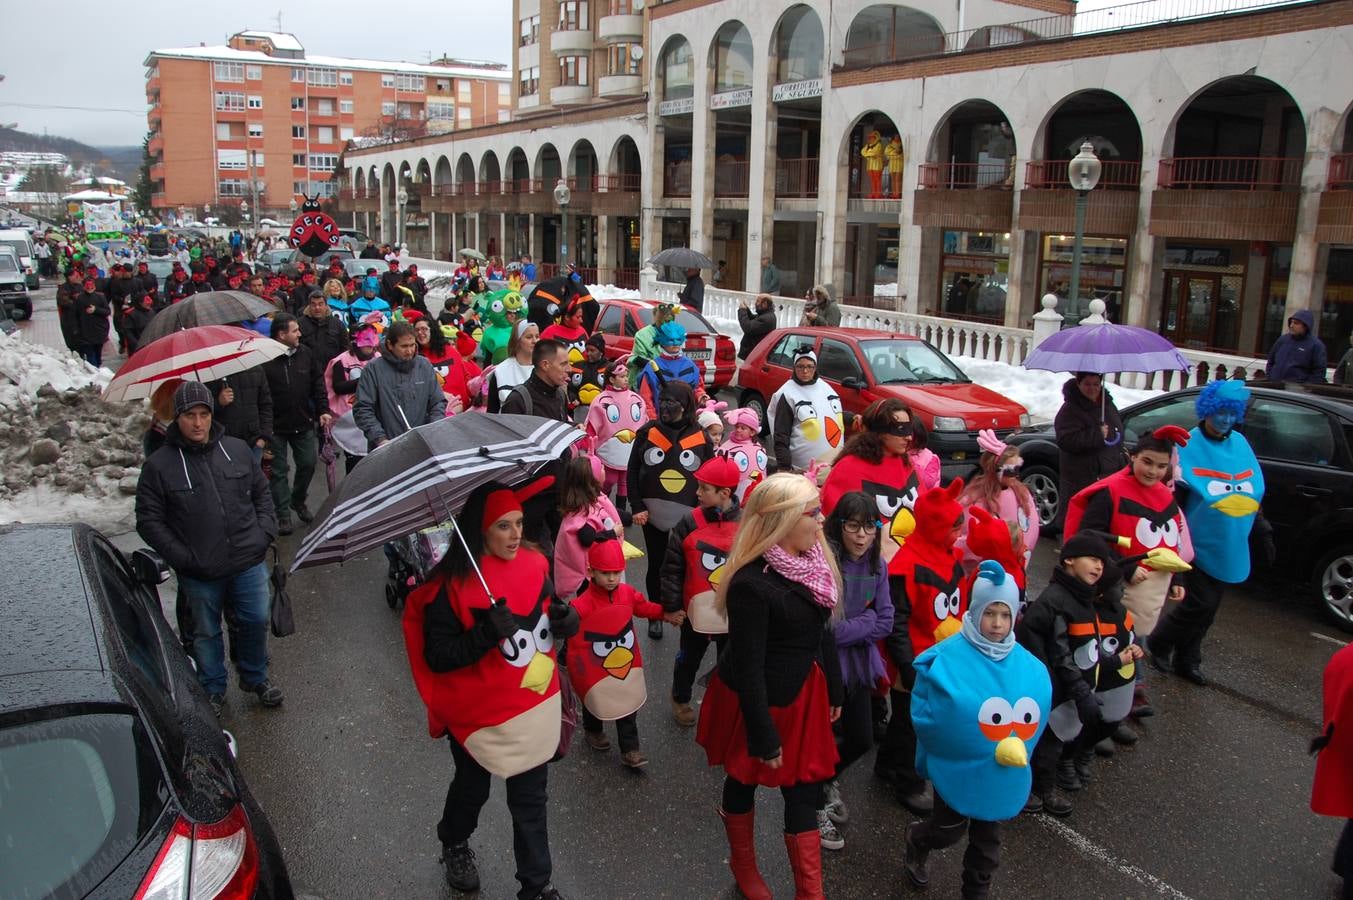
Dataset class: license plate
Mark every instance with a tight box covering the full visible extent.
[687,349,712,361]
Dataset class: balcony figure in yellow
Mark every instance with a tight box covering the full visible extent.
[886,135,905,199]
[861,130,885,199]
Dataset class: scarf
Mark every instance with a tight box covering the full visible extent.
[763,543,838,611]
[959,610,1015,661]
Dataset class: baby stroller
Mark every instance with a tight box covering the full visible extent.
[384,524,454,609]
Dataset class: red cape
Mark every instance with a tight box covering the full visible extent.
[1312,642,1353,818]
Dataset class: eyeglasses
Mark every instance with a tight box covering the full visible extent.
[802,506,823,519]
[998,464,1022,477]
[843,520,879,535]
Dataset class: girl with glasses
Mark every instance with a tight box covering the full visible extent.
[958,429,1039,572]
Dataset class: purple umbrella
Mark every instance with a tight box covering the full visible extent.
[1023,323,1189,376]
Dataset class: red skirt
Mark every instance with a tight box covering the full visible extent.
[696,664,839,788]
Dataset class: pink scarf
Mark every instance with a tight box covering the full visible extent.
[763,544,838,611]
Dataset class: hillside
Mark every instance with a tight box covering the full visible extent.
[0,128,139,182]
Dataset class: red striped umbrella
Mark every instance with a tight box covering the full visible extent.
[103,325,287,403]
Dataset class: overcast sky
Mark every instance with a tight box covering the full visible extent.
[5,0,512,147]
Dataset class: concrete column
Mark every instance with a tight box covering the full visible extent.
[597,213,613,284]
[1123,153,1161,329]
[378,185,389,245]
[1286,107,1339,324]
[746,54,775,294]
[1003,164,1031,328]
[895,129,924,314]
[499,213,508,262]
[689,63,715,261]
[529,213,541,265]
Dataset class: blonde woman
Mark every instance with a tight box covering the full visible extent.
[696,472,844,900]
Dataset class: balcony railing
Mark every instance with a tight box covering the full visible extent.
[1025,159,1143,190]
[715,161,750,198]
[918,162,1014,190]
[507,178,533,195]
[1157,156,1302,189]
[664,165,691,198]
[776,159,819,198]
[593,173,641,193]
[477,180,502,195]
[1328,153,1353,190]
[613,267,639,289]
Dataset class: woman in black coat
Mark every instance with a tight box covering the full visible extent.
[73,276,111,367]
[1052,373,1126,528]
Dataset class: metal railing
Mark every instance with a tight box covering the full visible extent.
[1025,159,1143,190]
[1329,153,1353,190]
[839,0,1313,69]
[918,162,1014,190]
[612,267,639,289]
[593,173,641,193]
[477,180,502,195]
[715,161,750,198]
[1157,156,1302,189]
[776,159,820,198]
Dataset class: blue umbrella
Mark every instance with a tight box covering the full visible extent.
[1023,323,1189,376]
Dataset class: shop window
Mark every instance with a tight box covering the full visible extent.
[1041,234,1128,325]
[940,231,1011,322]
[659,40,693,101]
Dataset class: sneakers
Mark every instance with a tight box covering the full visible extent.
[208,693,226,718]
[671,696,696,727]
[621,750,648,769]
[823,780,849,825]
[903,822,929,887]
[584,730,611,752]
[277,516,294,536]
[242,679,284,708]
[1056,758,1082,792]
[292,502,314,524]
[647,619,663,639]
[816,809,845,851]
[440,842,480,892]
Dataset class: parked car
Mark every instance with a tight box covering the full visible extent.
[0,524,293,896]
[593,298,738,392]
[1006,382,1353,631]
[0,227,39,288]
[286,247,355,268]
[144,255,177,295]
[254,248,297,273]
[738,327,1030,478]
[0,246,31,319]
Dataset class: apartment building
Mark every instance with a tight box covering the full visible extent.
[514,1,647,115]
[144,30,511,217]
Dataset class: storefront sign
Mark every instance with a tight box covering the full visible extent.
[942,255,999,274]
[772,79,823,103]
[1046,265,1121,287]
[709,89,753,110]
[658,97,695,116]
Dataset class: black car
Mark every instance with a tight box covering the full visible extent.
[0,524,292,897]
[1008,382,1353,632]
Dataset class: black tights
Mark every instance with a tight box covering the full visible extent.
[721,776,821,834]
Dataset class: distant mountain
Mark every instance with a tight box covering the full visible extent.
[0,128,139,182]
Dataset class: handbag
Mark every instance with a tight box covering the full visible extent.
[268,544,296,638]
[555,660,580,760]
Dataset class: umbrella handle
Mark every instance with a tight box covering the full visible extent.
[448,515,495,602]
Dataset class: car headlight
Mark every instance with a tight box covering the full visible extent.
[1019,413,1031,428]
[932,416,966,433]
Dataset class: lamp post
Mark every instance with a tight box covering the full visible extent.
[240,199,250,232]
[553,178,571,269]
[1067,140,1103,318]
[396,186,409,249]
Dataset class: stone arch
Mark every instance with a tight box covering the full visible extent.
[534,143,562,183]
[505,146,530,189]
[771,4,825,83]
[657,35,695,101]
[837,109,903,198]
[1032,89,1143,187]
[1161,74,1306,168]
[479,150,501,186]
[709,20,754,93]
[843,4,945,67]
[455,152,476,186]
[568,139,599,184]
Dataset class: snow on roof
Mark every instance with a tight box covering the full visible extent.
[146,45,510,82]
[71,176,126,187]
[62,190,121,201]
[237,30,304,52]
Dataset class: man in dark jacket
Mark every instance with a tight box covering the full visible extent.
[353,321,446,451]
[678,267,705,314]
[1266,308,1328,383]
[209,366,273,462]
[736,293,777,360]
[360,239,382,259]
[289,270,319,315]
[135,381,282,715]
[106,264,137,353]
[55,268,84,350]
[380,258,404,301]
[298,290,350,370]
[264,313,331,534]
[1052,373,1125,530]
[133,260,159,305]
[73,274,111,367]
[501,338,571,422]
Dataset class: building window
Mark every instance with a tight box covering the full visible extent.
[397,103,421,121]
[610,44,640,76]
[435,79,450,92]
[395,73,425,92]
[340,126,354,141]
[519,14,540,46]
[248,123,263,137]
[218,149,247,170]
[316,126,334,143]
[315,98,334,116]
[309,154,338,172]
[307,68,338,87]
[498,82,511,101]
[247,95,263,109]
[313,179,338,198]
[339,99,354,113]
[219,179,248,196]
[214,62,244,82]
[459,107,473,124]
[293,180,308,195]
[518,67,540,96]
[252,151,265,169]
[245,64,263,81]
[291,125,306,139]
[659,39,694,101]
[214,91,245,111]
[292,153,307,167]
[381,101,396,116]
[559,56,588,86]
[381,73,395,88]
[498,109,511,123]
[216,123,233,141]
[291,96,305,110]
[428,101,454,121]
[291,68,305,82]
[339,70,353,85]
[558,1,589,30]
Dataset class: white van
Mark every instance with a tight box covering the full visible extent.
[0,229,37,288]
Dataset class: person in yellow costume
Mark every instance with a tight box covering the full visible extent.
[861,130,885,199]
[886,135,905,199]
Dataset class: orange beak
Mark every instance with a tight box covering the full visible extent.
[826,416,842,447]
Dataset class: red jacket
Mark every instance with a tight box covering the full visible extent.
[1313,642,1353,818]
[567,580,663,720]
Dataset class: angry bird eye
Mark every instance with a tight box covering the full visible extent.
[644,446,666,466]
[875,494,903,519]
[630,401,644,422]
[532,613,554,653]
[499,628,537,667]
[617,628,635,650]
[679,448,700,471]
[491,300,504,313]
[1010,697,1041,740]
[900,486,919,510]
[756,449,767,469]
[591,639,616,657]
[1206,481,1230,496]
[1237,482,1254,494]
[1159,519,1179,548]
[701,551,726,572]
[1101,636,1120,655]
[949,594,961,615]
[731,450,749,472]
[828,395,842,413]
[603,401,619,423]
[794,403,814,422]
[933,592,952,620]
[1134,518,1168,549]
[977,697,1016,741]
[1072,639,1099,670]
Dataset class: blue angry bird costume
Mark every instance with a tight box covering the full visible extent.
[1175,380,1264,584]
[911,561,1051,821]
[640,321,702,399]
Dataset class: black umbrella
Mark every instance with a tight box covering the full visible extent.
[138,290,280,345]
[647,247,715,270]
[290,413,585,594]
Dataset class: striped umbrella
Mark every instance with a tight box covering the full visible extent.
[291,413,585,583]
[102,325,287,403]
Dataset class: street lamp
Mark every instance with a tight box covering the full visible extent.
[240,199,250,231]
[553,178,571,268]
[1066,141,1103,318]
[396,186,409,248]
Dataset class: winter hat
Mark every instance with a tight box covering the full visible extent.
[173,381,214,417]
[654,321,686,348]
[362,276,380,294]
[1195,379,1249,423]
[961,560,1021,660]
[913,478,965,548]
[587,537,626,573]
[1059,533,1113,566]
[694,455,740,490]
[698,408,722,430]
[723,407,761,433]
[586,333,606,352]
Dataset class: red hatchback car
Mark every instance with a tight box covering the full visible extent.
[738,327,1031,477]
[594,299,738,391]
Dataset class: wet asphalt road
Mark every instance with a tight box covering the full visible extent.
[20,279,1347,898]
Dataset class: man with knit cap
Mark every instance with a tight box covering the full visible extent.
[135,381,283,718]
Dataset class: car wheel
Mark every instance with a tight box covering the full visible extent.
[1315,546,1353,634]
[1022,465,1059,529]
[16,304,30,321]
[740,391,768,435]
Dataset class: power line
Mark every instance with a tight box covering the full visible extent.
[0,102,145,115]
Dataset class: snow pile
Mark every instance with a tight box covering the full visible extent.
[0,333,144,532]
[874,282,899,297]
[591,284,642,301]
[951,355,1162,423]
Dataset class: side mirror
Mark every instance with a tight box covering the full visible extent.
[842,376,865,390]
[131,548,171,586]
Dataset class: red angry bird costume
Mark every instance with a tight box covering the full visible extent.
[821,452,920,562]
[566,540,666,720]
[681,455,742,634]
[962,505,1027,597]
[403,548,562,778]
[1312,642,1353,818]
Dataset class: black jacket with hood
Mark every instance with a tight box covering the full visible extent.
[264,343,329,435]
[135,421,277,581]
[1053,377,1126,512]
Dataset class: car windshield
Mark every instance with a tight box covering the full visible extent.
[0,712,167,897]
[0,240,29,260]
[860,339,968,384]
[0,254,20,275]
[634,307,716,335]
